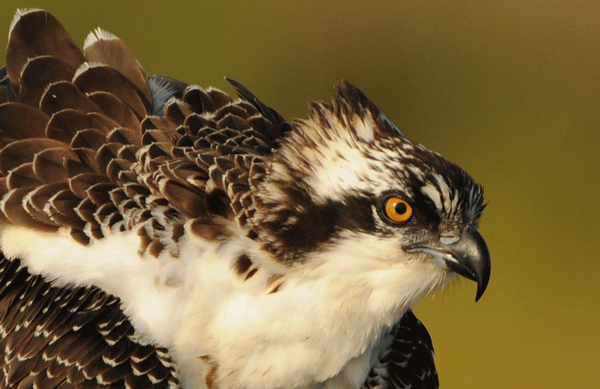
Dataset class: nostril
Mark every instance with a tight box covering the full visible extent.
[439,235,459,245]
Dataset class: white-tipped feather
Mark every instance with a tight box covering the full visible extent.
[83,28,120,51]
[8,8,38,36]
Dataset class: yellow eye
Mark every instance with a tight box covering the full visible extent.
[384,197,413,223]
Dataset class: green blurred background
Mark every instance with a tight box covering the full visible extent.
[2,1,599,387]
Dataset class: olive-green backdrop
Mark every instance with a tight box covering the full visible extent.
[2,1,599,388]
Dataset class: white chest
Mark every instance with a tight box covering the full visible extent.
[0,226,447,389]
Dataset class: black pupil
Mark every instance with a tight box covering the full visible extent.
[394,202,407,215]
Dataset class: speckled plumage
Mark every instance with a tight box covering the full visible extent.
[0,255,180,389]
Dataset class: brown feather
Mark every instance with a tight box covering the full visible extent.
[140,115,180,141]
[147,143,170,160]
[217,112,250,136]
[138,226,152,253]
[86,182,118,207]
[17,56,75,106]
[70,128,107,150]
[106,158,133,184]
[46,188,86,230]
[74,64,150,119]
[83,29,152,103]
[0,89,9,105]
[141,128,173,146]
[165,160,209,184]
[67,148,99,176]
[1,187,58,231]
[26,182,70,212]
[96,144,133,173]
[189,217,232,241]
[6,163,40,189]
[162,179,206,218]
[0,103,50,143]
[70,229,91,245]
[206,88,233,111]
[93,143,118,175]
[108,187,128,208]
[88,91,142,130]
[213,104,251,123]
[178,86,216,114]
[39,81,102,115]
[25,183,70,227]
[68,173,110,199]
[106,127,142,148]
[73,197,97,224]
[116,144,138,163]
[163,99,194,125]
[45,109,117,144]
[184,113,213,135]
[0,68,12,104]
[148,239,165,258]
[5,9,85,95]
[33,147,80,184]
[0,138,66,175]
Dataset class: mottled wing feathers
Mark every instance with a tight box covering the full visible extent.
[0,254,180,389]
[225,77,292,142]
[0,9,289,255]
[362,310,439,389]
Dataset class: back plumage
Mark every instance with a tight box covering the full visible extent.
[0,9,289,252]
[0,8,289,389]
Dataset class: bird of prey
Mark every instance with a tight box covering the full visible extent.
[0,8,490,389]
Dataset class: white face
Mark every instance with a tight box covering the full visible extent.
[246,81,488,309]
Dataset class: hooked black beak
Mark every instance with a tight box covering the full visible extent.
[407,227,491,301]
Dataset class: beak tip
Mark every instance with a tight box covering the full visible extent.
[475,283,487,302]
[450,227,491,302]
[474,239,491,302]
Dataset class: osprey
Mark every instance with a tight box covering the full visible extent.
[0,9,490,389]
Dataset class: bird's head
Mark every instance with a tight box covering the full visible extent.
[246,81,490,309]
